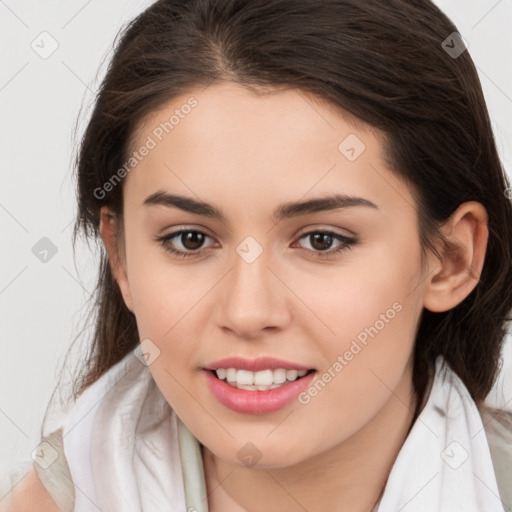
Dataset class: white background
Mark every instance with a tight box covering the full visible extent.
[1,0,511,482]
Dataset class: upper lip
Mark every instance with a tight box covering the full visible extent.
[204,356,314,372]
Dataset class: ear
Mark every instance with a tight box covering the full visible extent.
[99,206,135,313]
[423,201,489,313]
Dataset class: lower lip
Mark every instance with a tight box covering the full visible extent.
[203,370,317,415]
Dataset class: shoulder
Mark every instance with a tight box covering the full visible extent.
[1,428,74,512]
[0,465,60,512]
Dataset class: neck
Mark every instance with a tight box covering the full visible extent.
[202,361,419,512]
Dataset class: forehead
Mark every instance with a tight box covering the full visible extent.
[131,82,373,160]
[124,82,416,221]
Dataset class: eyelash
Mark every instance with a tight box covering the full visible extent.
[156,229,357,259]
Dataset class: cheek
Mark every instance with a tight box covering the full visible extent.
[297,244,421,424]
[124,243,216,383]
[295,241,421,394]
[125,240,208,338]
[292,237,421,346]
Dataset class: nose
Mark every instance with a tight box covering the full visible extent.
[215,246,292,340]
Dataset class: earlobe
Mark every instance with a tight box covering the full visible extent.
[423,202,489,313]
[99,206,135,313]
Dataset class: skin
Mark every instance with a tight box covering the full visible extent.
[0,468,61,512]
[99,82,488,512]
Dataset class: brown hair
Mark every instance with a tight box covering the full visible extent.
[42,0,512,436]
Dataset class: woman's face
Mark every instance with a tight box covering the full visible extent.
[106,82,432,468]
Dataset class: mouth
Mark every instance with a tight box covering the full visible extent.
[203,367,317,415]
[208,368,316,391]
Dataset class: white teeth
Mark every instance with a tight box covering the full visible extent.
[237,383,283,391]
[214,367,310,390]
[226,368,237,382]
[254,369,273,386]
[287,370,298,381]
[236,369,254,385]
[273,368,287,384]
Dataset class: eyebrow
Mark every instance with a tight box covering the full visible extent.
[143,191,378,221]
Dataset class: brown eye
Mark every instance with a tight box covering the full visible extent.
[295,230,356,259]
[158,229,217,258]
[308,232,335,251]
[179,231,206,251]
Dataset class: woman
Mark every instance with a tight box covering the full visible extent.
[3,0,512,510]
